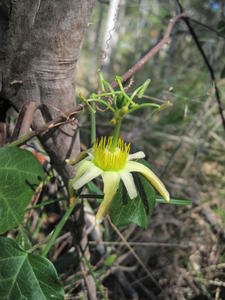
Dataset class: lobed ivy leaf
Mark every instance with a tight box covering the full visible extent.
[0,237,64,300]
[0,146,44,233]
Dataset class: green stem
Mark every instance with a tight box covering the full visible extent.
[93,91,120,97]
[128,103,160,114]
[80,94,95,113]
[91,102,96,145]
[26,198,66,210]
[41,199,77,257]
[115,76,135,106]
[8,132,35,147]
[88,99,115,112]
[27,194,104,211]
[33,214,44,238]
[110,119,121,152]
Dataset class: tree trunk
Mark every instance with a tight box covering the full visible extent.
[0,0,95,183]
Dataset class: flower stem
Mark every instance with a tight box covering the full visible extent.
[110,119,121,152]
[128,102,160,114]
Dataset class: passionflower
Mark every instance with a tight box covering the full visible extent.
[71,136,169,224]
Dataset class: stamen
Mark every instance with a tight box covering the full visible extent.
[94,136,130,171]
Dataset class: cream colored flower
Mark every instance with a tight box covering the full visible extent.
[71,137,169,224]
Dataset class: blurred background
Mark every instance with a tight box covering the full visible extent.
[73,0,225,299]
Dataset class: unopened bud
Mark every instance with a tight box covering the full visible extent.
[110,118,116,125]
[121,106,129,114]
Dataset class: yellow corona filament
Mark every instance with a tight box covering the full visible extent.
[93,136,130,171]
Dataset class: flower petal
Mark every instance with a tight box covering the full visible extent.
[96,172,120,224]
[124,161,170,202]
[72,162,103,190]
[120,171,137,199]
[75,160,94,180]
[128,151,145,161]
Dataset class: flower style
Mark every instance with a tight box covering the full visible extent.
[71,136,170,224]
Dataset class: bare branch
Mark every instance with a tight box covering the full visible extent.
[8,105,84,148]
[111,13,185,89]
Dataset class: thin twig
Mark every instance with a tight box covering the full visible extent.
[107,216,162,292]
[111,13,185,89]
[177,0,225,134]
[188,17,225,39]
[8,105,84,147]
[89,240,191,248]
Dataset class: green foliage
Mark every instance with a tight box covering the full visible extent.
[86,159,157,229]
[0,147,64,299]
[0,146,44,233]
[110,173,156,229]
[0,237,64,300]
[86,157,190,228]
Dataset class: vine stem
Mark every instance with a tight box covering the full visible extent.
[41,197,77,257]
[88,99,115,112]
[128,103,160,114]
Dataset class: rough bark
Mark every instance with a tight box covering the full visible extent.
[0,0,95,182]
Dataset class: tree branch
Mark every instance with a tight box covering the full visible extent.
[111,13,185,89]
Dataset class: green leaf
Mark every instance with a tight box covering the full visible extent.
[0,146,44,233]
[0,237,64,300]
[104,254,117,267]
[156,196,192,206]
[109,173,156,229]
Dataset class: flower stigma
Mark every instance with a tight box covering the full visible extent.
[93,136,130,171]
